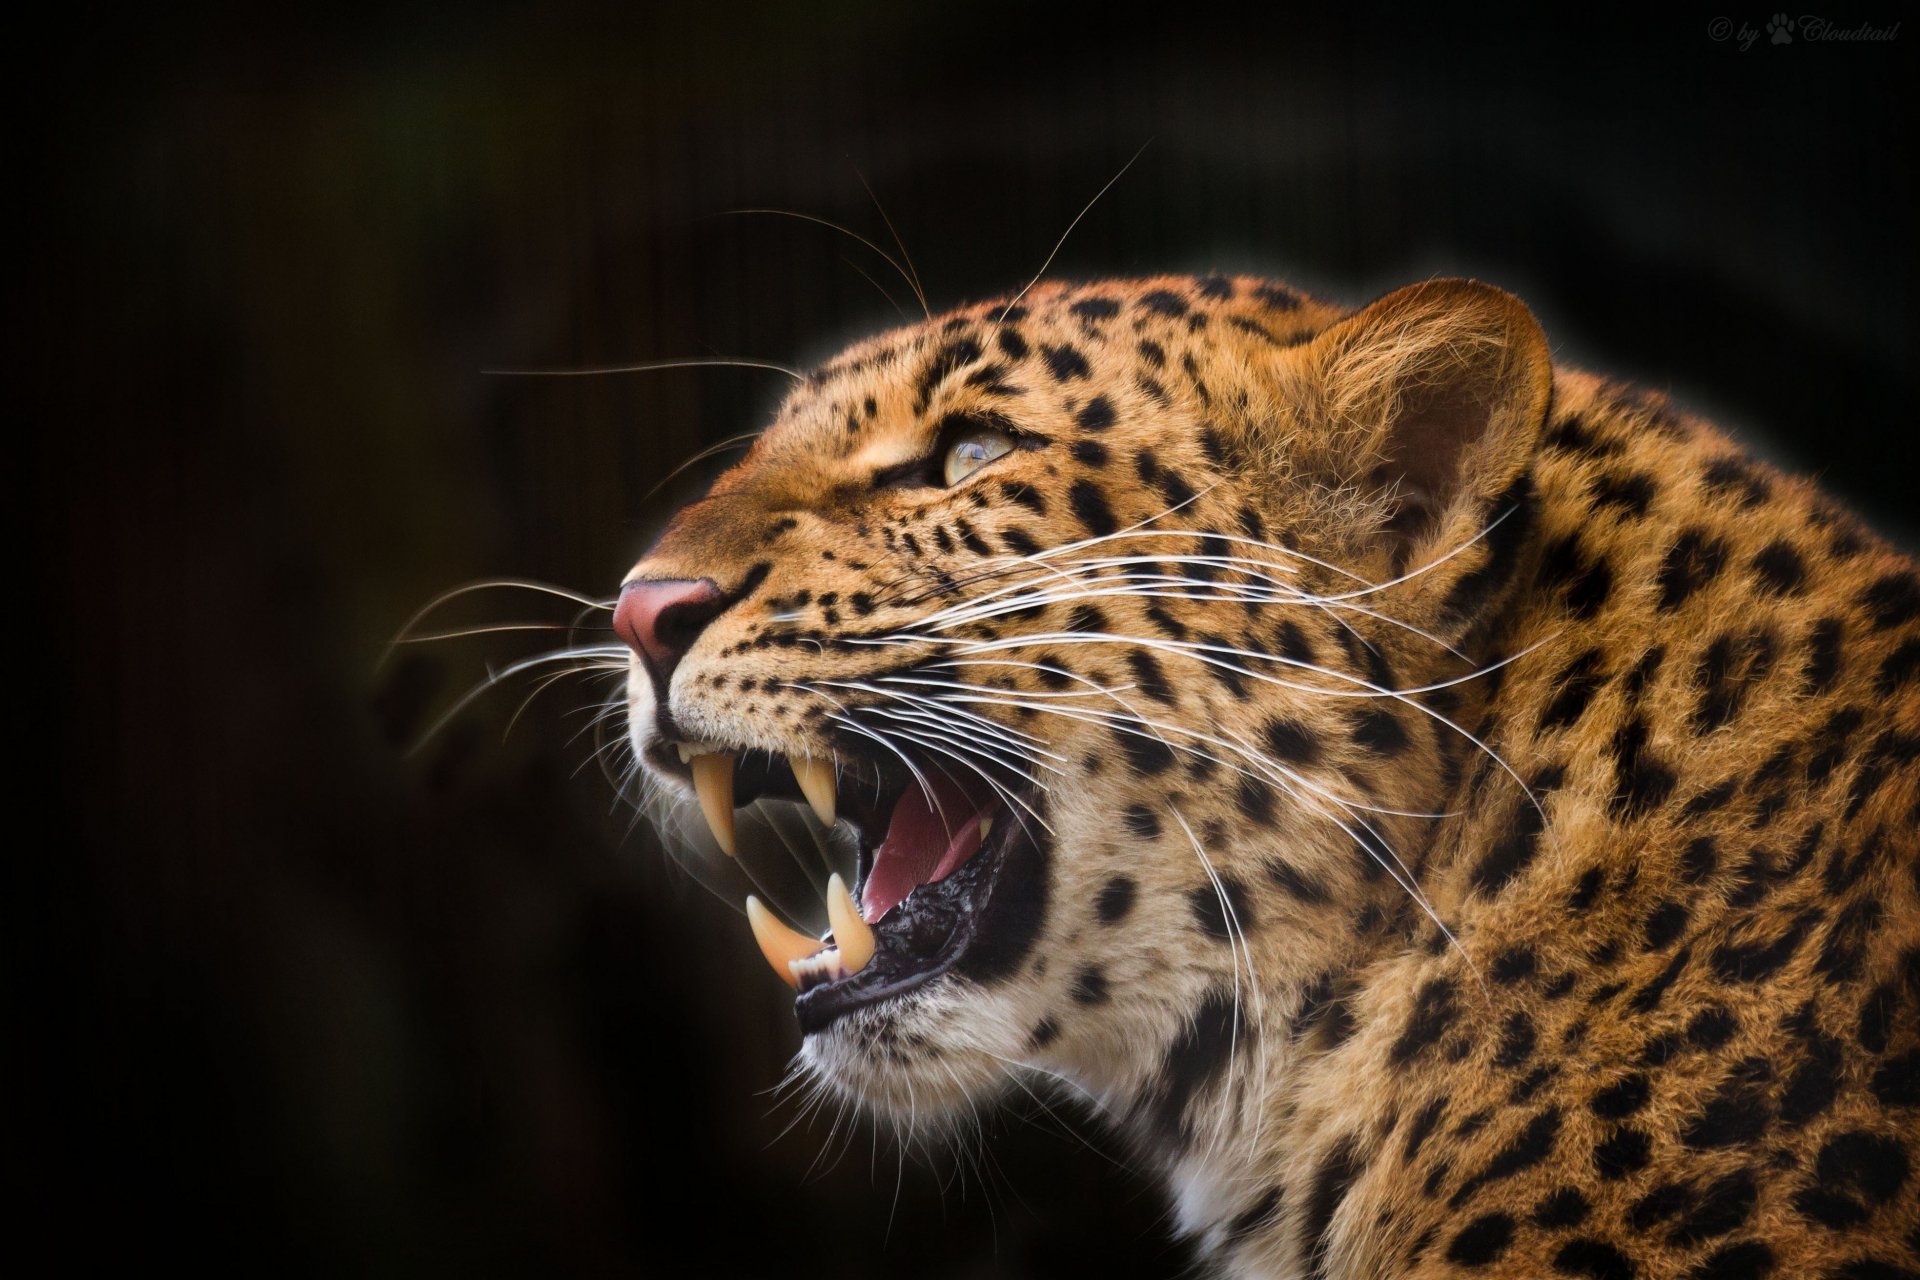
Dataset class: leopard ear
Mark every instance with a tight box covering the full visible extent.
[1276,278,1553,630]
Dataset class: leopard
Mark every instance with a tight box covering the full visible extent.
[610,273,1920,1278]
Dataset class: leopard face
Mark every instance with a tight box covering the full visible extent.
[616,275,1552,1126]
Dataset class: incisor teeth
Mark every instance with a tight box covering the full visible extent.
[826,872,874,973]
[690,752,737,856]
[790,755,838,827]
[746,896,822,990]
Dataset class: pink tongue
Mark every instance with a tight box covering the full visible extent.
[860,772,993,923]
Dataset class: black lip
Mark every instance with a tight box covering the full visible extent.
[794,790,1040,1036]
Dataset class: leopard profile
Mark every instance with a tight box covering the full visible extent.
[613,274,1920,1278]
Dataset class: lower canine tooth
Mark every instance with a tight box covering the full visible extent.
[826,873,875,973]
[746,896,821,990]
[691,752,738,856]
[790,755,838,827]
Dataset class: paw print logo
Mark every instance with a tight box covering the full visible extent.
[1767,13,1795,43]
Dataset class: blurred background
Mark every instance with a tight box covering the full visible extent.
[14,3,1913,1275]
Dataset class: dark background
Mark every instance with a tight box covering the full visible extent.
[15,4,1913,1275]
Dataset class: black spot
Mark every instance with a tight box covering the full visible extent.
[1027,1018,1059,1050]
[1594,1127,1653,1179]
[1253,283,1300,310]
[1877,639,1920,694]
[1156,467,1197,511]
[1643,901,1690,951]
[1390,979,1459,1067]
[1695,630,1778,732]
[1629,1180,1693,1231]
[1683,836,1720,883]
[1780,1009,1844,1128]
[1683,780,1739,819]
[1275,620,1316,667]
[1610,717,1676,820]
[1535,1187,1592,1228]
[1351,708,1408,756]
[1075,395,1116,431]
[1592,470,1657,517]
[1068,479,1116,536]
[1188,876,1252,940]
[1267,858,1329,905]
[1066,603,1109,633]
[1864,571,1920,628]
[1117,728,1175,775]
[1628,944,1694,1015]
[1300,1134,1365,1280]
[1682,1068,1774,1150]
[913,337,984,411]
[1792,1130,1910,1228]
[1569,866,1606,913]
[1095,876,1137,924]
[1070,438,1110,466]
[1000,527,1040,555]
[1124,288,1185,317]
[1448,1107,1561,1208]
[1808,706,1866,782]
[1492,947,1537,985]
[1439,471,1535,623]
[1804,617,1846,692]
[1126,649,1176,704]
[1403,1098,1446,1161]
[1859,981,1897,1053]
[1659,529,1730,611]
[1710,911,1820,983]
[1235,775,1275,824]
[1702,455,1771,507]
[1750,540,1807,595]
[1540,649,1609,732]
[1142,990,1243,1145]
[1494,1012,1537,1070]
[1263,718,1321,766]
[995,327,1028,360]
[1688,1242,1774,1280]
[1872,1050,1920,1108]
[1445,1214,1514,1267]
[1553,1239,1635,1280]
[1591,1073,1652,1119]
[1122,805,1160,839]
[1071,966,1109,1005]
[1069,297,1120,321]
[1542,534,1614,619]
[1670,1169,1758,1245]
[1041,343,1089,381]
[1471,776,1558,895]
[1687,1006,1740,1050]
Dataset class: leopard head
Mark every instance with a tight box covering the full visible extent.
[616,275,1552,1135]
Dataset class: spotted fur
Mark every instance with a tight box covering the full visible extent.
[624,275,1920,1278]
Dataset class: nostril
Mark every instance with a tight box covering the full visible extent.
[614,577,726,685]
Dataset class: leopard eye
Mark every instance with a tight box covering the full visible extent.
[942,426,1014,486]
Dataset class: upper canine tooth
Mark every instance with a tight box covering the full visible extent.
[746,896,822,990]
[690,753,738,856]
[790,755,838,827]
[825,873,875,974]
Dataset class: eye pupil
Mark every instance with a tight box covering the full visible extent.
[942,427,1014,486]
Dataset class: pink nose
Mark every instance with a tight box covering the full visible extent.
[613,577,725,685]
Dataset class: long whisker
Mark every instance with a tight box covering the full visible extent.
[853,166,930,318]
[480,355,805,381]
[720,208,929,319]
[996,139,1153,323]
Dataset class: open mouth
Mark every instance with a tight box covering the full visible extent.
[645,737,1043,1035]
